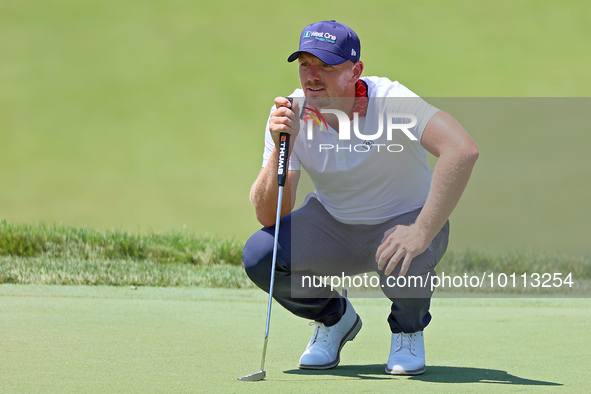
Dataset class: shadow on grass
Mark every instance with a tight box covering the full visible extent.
[284,364,562,386]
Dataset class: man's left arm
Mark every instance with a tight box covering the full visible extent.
[376,110,479,276]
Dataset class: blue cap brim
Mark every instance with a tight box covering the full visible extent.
[287,49,348,66]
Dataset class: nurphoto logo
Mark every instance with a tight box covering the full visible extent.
[305,109,418,153]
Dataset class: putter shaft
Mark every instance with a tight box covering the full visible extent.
[260,185,284,371]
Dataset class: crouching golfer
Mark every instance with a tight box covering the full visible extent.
[242,20,478,375]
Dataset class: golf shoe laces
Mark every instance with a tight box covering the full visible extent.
[309,322,330,344]
[400,333,411,351]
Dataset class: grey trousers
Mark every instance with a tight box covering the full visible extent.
[242,194,449,333]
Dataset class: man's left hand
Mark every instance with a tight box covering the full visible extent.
[375,224,431,276]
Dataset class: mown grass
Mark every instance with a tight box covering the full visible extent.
[439,248,591,281]
[1,0,590,245]
[0,256,251,288]
[1,218,590,294]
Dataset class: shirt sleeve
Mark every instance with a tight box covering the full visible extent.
[384,82,439,141]
[394,97,439,142]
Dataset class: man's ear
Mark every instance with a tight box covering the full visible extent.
[351,61,364,81]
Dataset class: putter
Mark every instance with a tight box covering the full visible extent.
[239,98,293,382]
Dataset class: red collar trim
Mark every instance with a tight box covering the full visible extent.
[351,79,369,119]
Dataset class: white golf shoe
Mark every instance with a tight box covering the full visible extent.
[385,331,426,375]
[298,298,362,369]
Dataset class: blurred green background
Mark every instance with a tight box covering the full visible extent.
[1,0,589,253]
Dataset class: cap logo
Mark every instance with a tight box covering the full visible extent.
[351,49,356,56]
[303,30,337,44]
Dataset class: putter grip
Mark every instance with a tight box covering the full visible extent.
[277,97,293,187]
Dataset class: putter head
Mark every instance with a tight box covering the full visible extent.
[238,370,266,381]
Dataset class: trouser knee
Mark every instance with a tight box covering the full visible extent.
[242,230,275,290]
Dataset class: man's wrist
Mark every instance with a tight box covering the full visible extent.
[412,218,438,246]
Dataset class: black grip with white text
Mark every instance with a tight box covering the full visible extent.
[277,97,293,187]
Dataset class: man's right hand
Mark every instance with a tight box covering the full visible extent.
[269,97,300,150]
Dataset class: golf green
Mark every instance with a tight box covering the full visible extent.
[1,285,588,392]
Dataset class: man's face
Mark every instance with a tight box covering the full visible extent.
[298,52,357,108]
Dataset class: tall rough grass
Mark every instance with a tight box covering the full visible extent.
[0,219,251,287]
[0,219,242,265]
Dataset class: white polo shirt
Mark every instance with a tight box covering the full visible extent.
[262,76,439,225]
